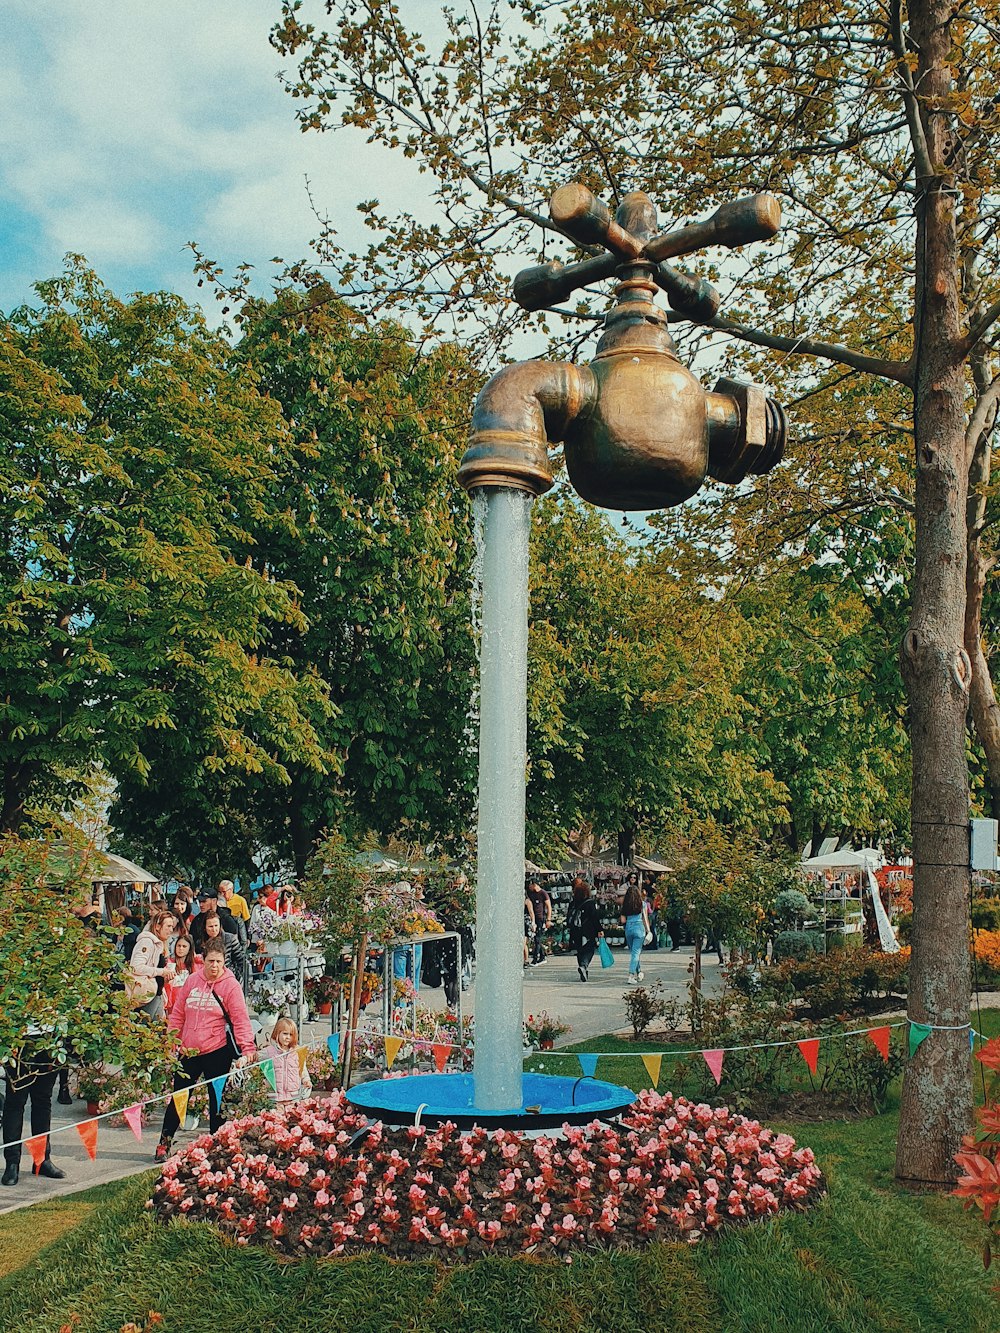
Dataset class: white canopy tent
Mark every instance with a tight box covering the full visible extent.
[799,846,898,953]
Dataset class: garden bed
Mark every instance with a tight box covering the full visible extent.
[150,1089,825,1261]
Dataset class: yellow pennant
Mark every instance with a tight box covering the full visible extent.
[172,1089,189,1126]
[297,1045,309,1077]
[641,1054,662,1087]
[384,1036,405,1070]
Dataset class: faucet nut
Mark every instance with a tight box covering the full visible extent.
[706,378,786,484]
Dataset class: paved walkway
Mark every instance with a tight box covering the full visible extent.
[0,943,722,1214]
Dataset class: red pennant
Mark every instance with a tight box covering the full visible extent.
[702,1049,724,1085]
[76,1119,98,1161]
[797,1039,820,1075]
[431,1043,449,1073]
[25,1134,47,1169]
[867,1026,891,1061]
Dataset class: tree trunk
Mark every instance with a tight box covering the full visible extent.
[617,825,636,866]
[339,933,368,1092]
[965,365,1000,809]
[289,786,315,881]
[895,0,973,1186]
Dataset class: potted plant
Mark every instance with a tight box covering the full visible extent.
[74,1064,115,1117]
[304,973,340,1015]
[524,1011,571,1050]
[305,1042,341,1091]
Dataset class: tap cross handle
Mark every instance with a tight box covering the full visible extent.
[514,185,780,316]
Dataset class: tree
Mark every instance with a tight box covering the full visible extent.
[0,831,176,1088]
[0,261,333,850]
[231,288,481,872]
[271,0,993,1185]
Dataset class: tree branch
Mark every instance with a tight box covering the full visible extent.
[703,315,911,383]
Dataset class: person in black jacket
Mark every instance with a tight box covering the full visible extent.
[566,877,604,982]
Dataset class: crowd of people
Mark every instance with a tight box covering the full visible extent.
[1,878,313,1188]
[525,870,667,983]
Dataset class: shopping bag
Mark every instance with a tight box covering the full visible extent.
[597,937,615,969]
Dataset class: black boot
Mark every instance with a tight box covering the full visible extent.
[34,1158,65,1179]
[1,1160,19,1186]
[57,1072,73,1105]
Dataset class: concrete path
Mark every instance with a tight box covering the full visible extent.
[0,943,722,1215]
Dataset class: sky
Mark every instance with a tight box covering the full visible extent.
[0,1,434,318]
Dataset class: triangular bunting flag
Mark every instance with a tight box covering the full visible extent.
[25,1134,47,1169]
[384,1035,404,1070]
[297,1045,309,1076]
[867,1027,891,1061]
[577,1053,599,1077]
[172,1089,189,1126]
[909,1022,932,1057]
[641,1054,662,1087]
[327,1033,341,1063]
[260,1059,277,1093]
[123,1105,144,1141]
[211,1075,228,1105]
[431,1043,449,1073]
[797,1039,820,1075]
[971,1028,977,1050]
[76,1119,98,1161]
[702,1049,724,1085]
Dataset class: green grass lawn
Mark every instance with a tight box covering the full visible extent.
[0,1017,997,1332]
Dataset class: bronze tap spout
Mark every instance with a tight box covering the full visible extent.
[457,358,597,497]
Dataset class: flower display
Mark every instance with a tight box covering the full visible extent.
[150,1089,825,1260]
[525,1012,571,1046]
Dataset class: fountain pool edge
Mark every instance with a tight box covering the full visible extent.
[346,1072,636,1130]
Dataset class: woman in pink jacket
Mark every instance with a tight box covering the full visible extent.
[155,939,255,1161]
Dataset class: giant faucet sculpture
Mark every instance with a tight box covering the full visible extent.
[348,182,787,1126]
[458,184,787,1113]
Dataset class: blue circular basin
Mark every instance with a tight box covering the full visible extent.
[345,1072,635,1129]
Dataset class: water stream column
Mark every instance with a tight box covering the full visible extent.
[472,486,534,1110]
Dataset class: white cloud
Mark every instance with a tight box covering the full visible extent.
[0,0,432,304]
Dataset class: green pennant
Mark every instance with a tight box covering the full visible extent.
[260,1057,277,1092]
[908,1022,932,1057]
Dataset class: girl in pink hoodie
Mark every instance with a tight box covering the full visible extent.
[155,939,255,1161]
[259,1017,312,1109]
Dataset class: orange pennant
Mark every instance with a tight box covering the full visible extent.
[76,1119,98,1161]
[25,1134,47,1169]
[297,1045,309,1077]
[797,1039,820,1075]
[431,1043,449,1073]
[867,1026,891,1061]
[641,1054,662,1087]
[384,1036,404,1070]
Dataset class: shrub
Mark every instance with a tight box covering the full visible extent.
[762,947,909,1017]
[772,889,814,929]
[623,980,680,1039]
[971,898,1000,933]
[772,930,824,962]
[972,928,1000,980]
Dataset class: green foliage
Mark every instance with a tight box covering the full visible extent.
[0,260,332,849]
[772,930,824,962]
[771,889,813,930]
[971,898,1000,932]
[0,832,176,1085]
[763,947,910,1019]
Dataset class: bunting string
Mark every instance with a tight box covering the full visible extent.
[1,1018,985,1157]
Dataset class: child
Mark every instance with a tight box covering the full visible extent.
[164,935,196,1014]
[260,1017,312,1109]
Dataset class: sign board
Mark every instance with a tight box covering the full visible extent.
[971,818,999,872]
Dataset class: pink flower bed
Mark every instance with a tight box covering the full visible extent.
[150,1089,825,1261]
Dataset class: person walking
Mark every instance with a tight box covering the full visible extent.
[566,877,604,981]
[155,938,255,1161]
[620,882,650,984]
[525,880,552,965]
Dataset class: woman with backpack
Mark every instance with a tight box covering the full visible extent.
[566,878,604,982]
